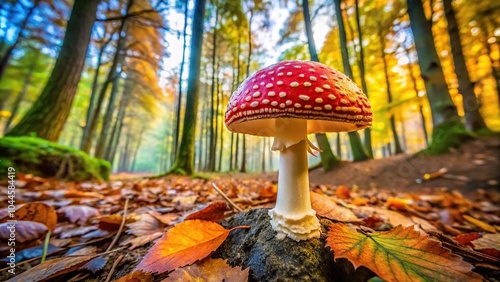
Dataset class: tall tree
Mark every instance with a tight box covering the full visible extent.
[443,0,488,132]
[302,0,340,171]
[6,0,99,141]
[333,0,371,161]
[406,0,470,154]
[170,0,207,175]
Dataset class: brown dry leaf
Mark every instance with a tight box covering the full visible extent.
[64,190,105,200]
[471,233,500,257]
[148,211,179,226]
[7,255,96,282]
[96,214,123,231]
[357,206,416,229]
[462,215,497,233]
[135,220,249,274]
[127,214,164,236]
[12,202,57,231]
[58,205,101,225]
[454,232,481,246]
[310,192,359,222]
[184,201,230,222]
[163,258,249,282]
[115,270,154,282]
[121,232,164,250]
[326,224,482,282]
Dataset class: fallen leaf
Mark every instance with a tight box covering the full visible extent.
[115,270,153,282]
[311,192,359,222]
[454,232,481,246]
[334,185,350,200]
[326,224,482,282]
[185,201,230,222]
[462,215,497,233]
[7,255,96,282]
[4,203,57,232]
[471,233,500,257]
[121,232,164,250]
[60,226,98,239]
[58,205,101,225]
[385,197,413,211]
[149,211,179,225]
[96,214,123,231]
[127,214,164,236]
[0,221,48,243]
[163,258,249,282]
[135,220,249,274]
[352,197,368,206]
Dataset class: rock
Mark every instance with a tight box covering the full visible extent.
[213,209,374,281]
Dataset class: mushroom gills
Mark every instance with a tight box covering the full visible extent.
[271,119,322,156]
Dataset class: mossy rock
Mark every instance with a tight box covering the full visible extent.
[0,136,110,181]
[419,120,474,155]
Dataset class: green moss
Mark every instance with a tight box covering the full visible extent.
[418,120,474,156]
[0,136,110,181]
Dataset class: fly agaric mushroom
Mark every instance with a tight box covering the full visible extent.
[224,60,372,241]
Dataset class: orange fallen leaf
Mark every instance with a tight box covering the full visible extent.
[12,202,57,232]
[351,197,368,206]
[7,255,96,282]
[96,214,123,231]
[115,270,153,282]
[258,184,277,200]
[334,185,350,199]
[326,224,482,282]
[454,232,481,246]
[310,192,359,222]
[471,233,500,258]
[462,215,497,233]
[385,197,413,211]
[163,258,249,282]
[185,201,230,222]
[135,220,249,274]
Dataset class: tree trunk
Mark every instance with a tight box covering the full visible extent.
[4,51,39,132]
[170,0,207,175]
[336,133,342,159]
[378,23,403,154]
[333,0,370,161]
[81,38,110,150]
[80,2,131,153]
[303,0,340,171]
[172,0,190,160]
[407,0,469,154]
[106,80,131,162]
[0,0,40,81]
[95,74,121,158]
[443,0,488,132]
[208,5,219,172]
[131,126,145,172]
[354,0,373,157]
[6,0,99,141]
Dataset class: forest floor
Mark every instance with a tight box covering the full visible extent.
[1,136,499,281]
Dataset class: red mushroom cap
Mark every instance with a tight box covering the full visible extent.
[224,60,372,136]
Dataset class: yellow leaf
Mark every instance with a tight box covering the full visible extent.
[326,224,482,282]
[463,215,497,233]
[135,220,249,274]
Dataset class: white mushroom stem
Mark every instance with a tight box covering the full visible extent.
[268,119,321,241]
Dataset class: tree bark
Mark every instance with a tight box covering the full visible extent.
[407,0,470,154]
[172,0,190,160]
[208,4,219,172]
[303,0,340,171]
[443,0,488,132]
[170,0,207,175]
[6,0,99,141]
[95,73,121,158]
[333,0,370,161]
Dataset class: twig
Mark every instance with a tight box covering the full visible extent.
[106,197,130,252]
[211,183,243,213]
[105,254,124,282]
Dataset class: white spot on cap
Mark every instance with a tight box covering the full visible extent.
[304,82,311,87]
[315,98,323,103]
[268,91,276,96]
[278,66,285,70]
[287,72,292,76]
[294,103,302,108]
[245,96,251,101]
[252,79,256,82]
[241,104,247,109]
[315,87,323,93]
[310,76,317,81]
[323,84,331,89]
[328,94,336,100]
[314,106,322,111]
[260,74,266,78]
[260,82,265,86]
[340,99,349,104]
[299,95,310,101]
[266,83,273,88]
[253,91,261,97]
[279,92,286,97]
[320,75,328,79]
[250,101,259,107]
[305,105,312,109]
[308,69,315,72]
[299,74,305,78]
[252,85,258,89]
[324,105,332,110]
[277,73,284,76]
[280,103,286,108]
[285,100,292,106]
[277,81,283,85]
[294,65,301,69]
[271,101,278,106]
[290,82,299,87]
[349,98,357,103]
[268,71,275,75]
[262,99,270,104]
